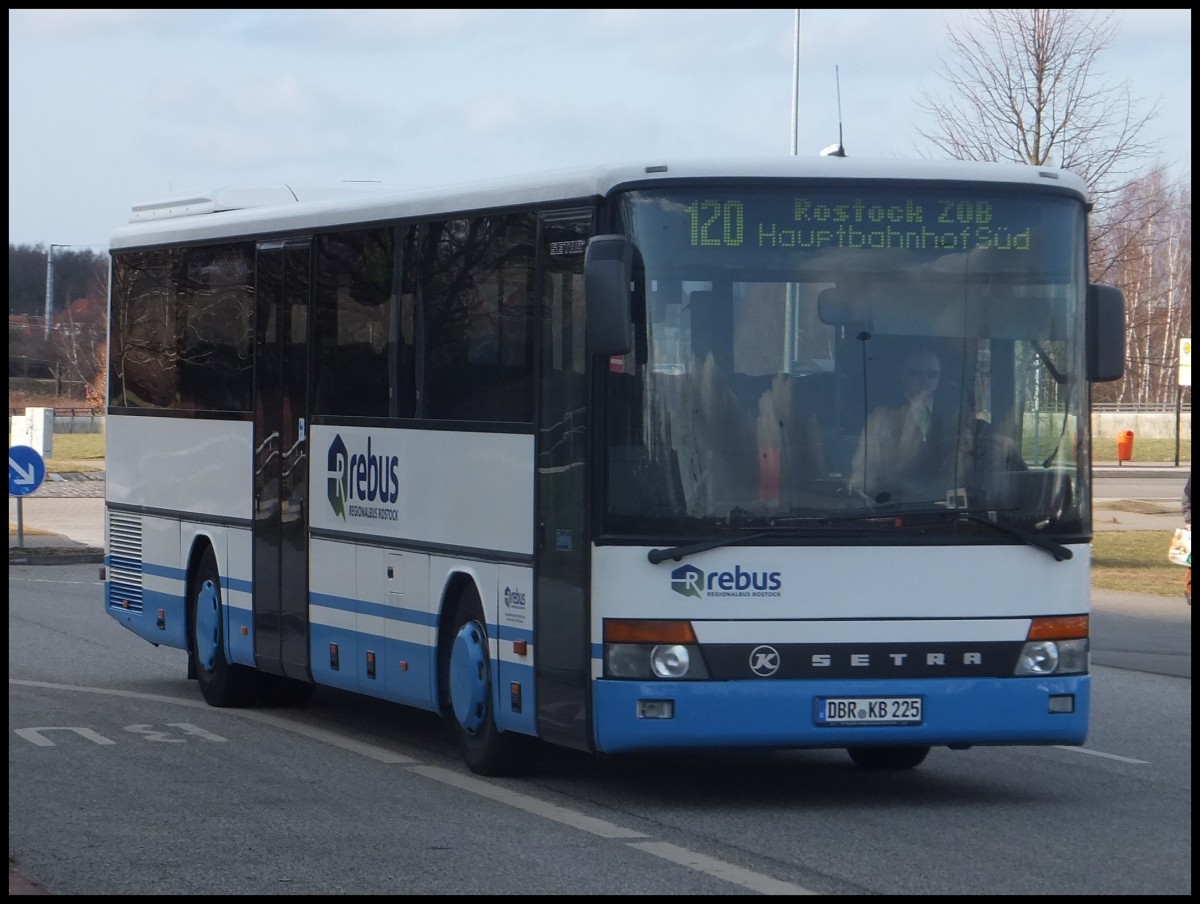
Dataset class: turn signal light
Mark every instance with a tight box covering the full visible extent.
[1027,615,1088,640]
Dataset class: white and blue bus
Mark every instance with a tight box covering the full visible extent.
[104,157,1125,775]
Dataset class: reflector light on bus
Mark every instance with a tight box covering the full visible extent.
[1026,615,1088,640]
[603,619,697,644]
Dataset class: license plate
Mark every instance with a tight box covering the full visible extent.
[815,696,923,725]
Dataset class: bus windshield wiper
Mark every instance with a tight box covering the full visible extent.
[956,512,1073,562]
[843,506,1073,562]
[648,531,772,565]
[726,507,1073,562]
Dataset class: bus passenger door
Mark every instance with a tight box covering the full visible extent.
[253,238,313,681]
[535,211,594,752]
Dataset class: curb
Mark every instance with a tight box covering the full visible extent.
[8,549,104,566]
[9,862,51,896]
[1092,466,1189,478]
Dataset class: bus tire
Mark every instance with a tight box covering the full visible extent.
[190,546,259,708]
[443,589,540,777]
[846,745,930,770]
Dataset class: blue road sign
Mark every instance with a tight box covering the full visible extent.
[9,445,47,497]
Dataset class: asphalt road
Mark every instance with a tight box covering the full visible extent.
[9,462,1191,894]
[8,560,1190,895]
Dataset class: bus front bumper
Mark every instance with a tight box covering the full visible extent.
[591,675,1089,753]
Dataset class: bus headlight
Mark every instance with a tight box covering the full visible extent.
[604,643,711,679]
[650,644,690,678]
[603,620,710,679]
[1014,638,1088,676]
[606,644,648,678]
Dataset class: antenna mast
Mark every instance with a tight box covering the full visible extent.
[820,64,847,157]
[835,64,845,154]
[790,10,800,155]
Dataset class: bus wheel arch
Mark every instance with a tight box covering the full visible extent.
[435,572,478,716]
[186,540,258,707]
[437,578,540,776]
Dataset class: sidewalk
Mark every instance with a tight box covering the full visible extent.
[9,468,104,565]
[1092,459,1189,478]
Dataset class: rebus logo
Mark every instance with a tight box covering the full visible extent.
[327,435,350,518]
[326,434,400,520]
[670,565,705,599]
[670,563,783,599]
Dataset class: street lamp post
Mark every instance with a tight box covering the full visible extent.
[44,243,69,339]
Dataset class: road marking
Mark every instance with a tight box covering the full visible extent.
[408,764,648,840]
[10,680,415,764]
[10,678,818,895]
[1053,745,1149,764]
[627,841,819,895]
[8,575,104,586]
[14,726,115,746]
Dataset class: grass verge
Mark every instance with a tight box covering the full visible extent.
[1091,436,1190,463]
[38,433,105,472]
[1091,531,1187,597]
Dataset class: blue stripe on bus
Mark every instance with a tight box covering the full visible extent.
[103,555,250,595]
[494,622,534,643]
[311,591,437,627]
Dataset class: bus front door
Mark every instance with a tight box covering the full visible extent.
[253,238,313,681]
[535,211,594,752]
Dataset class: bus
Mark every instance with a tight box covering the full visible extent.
[103,157,1125,776]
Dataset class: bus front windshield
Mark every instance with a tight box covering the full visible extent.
[601,184,1091,541]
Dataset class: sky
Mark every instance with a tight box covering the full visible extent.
[7,9,1191,252]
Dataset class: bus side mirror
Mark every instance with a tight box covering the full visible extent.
[1086,283,1125,382]
[585,234,633,357]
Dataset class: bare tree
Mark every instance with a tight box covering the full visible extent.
[1092,174,1192,406]
[918,10,1162,201]
[918,9,1189,406]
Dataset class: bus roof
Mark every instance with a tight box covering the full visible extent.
[109,156,1092,251]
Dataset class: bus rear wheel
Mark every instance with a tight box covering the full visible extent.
[443,590,539,777]
[190,546,259,707]
[846,745,931,770]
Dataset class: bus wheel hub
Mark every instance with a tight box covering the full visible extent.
[450,622,489,734]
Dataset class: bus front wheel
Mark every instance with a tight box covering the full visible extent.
[442,590,539,777]
[846,745,931,770]
[190,546,259,707]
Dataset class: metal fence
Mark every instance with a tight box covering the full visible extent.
[1092,402,1191,412]
[8,407,104,435]
[10,407,101,418]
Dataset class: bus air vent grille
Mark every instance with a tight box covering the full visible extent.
[107,513,144,613]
